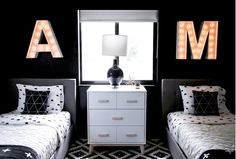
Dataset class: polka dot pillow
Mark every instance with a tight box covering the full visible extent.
[179,85,229,114]
[16,84,64,114]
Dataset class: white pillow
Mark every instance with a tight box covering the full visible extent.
[179,85,229,114]
[16,84,64,113]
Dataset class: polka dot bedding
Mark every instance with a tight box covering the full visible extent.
[0,111,71,145]
[167,111,235,159]
[168,111,235,139]
[0,125,58,159]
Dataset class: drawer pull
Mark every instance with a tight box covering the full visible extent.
[112,117,124,120]
[126,134,137,137]
[98,134,109,137]
[126,100,138,103]
[98,99,109,103]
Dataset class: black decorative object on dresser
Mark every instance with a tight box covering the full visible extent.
[107,59,124,87]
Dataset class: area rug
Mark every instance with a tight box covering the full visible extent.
[65,139,172,159]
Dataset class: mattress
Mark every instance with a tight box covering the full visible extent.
[0,111,71,159]
[167,111,235,159]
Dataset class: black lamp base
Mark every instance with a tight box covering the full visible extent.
[107,59,123,87]
[108,77,123,88]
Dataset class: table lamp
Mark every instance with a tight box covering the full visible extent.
[102,34,128,88]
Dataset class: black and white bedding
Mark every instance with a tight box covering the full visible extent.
[0,111,71,159]
[167,111,235,159]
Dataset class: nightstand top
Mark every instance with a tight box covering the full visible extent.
[87,85,146,92]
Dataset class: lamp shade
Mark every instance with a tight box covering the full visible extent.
[102,34,127,56]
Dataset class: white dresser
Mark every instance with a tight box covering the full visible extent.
[87,85,147,154]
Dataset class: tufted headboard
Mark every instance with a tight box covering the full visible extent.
[7,78,77,133]
[161,79,226,123]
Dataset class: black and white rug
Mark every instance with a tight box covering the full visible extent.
[65,139,172,159]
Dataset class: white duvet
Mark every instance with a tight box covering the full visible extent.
[167,111,235,159]
[0,111,71,159]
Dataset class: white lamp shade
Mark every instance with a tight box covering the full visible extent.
[102,34,127,56]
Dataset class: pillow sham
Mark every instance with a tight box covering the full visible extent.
[192,90,219,116]
[22,89,50,114]
[16,84,64,113]
[179,85,228,114]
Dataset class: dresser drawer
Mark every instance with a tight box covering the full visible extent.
[117,93,145,109]
[89,110,144,125]
[89,126,116,143]
[88,92,116,109]
[117,126,145,143]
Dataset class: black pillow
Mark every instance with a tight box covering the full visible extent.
[176,88,184,111]
[22,89,50,114]
[193,90,219,116]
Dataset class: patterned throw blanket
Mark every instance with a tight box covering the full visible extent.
[199,149,235,159]
[0,145,39,159]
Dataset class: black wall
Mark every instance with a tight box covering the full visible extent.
[1,1,235,138]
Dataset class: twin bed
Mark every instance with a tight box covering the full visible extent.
[162,79,235,159]
[0,78,76,159]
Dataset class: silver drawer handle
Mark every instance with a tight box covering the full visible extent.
[98,99,109,103]
[126,134,137,137]
[126,100,138,103]
[112,117,124,120]
[98,134,109,137]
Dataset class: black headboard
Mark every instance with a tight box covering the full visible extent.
[7,78,77,133]
[161,79,226,122]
